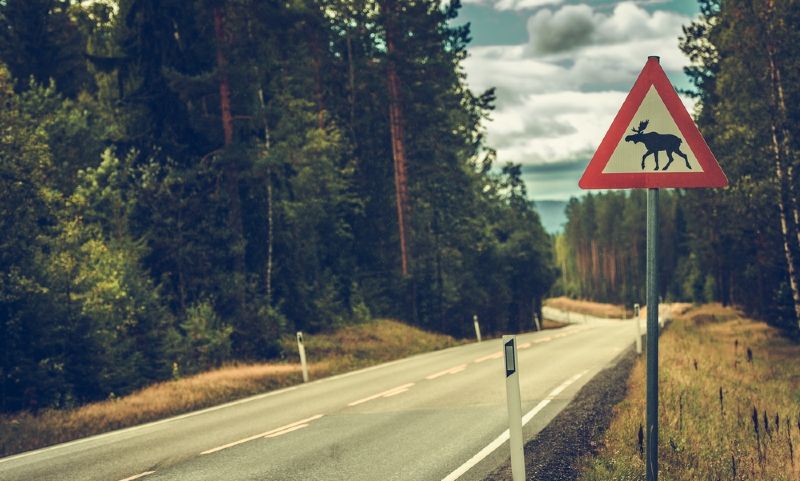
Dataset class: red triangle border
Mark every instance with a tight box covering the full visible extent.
[579,57,727,189]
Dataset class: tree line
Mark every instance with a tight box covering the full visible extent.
[555,0,800,336]
[0,0,555,412]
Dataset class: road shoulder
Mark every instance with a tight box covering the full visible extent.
[484,347,636,481]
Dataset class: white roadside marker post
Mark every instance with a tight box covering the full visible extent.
[296,331,309,383]
[634,303,642,355]
[473,315,482,343]
[503,335,526,481]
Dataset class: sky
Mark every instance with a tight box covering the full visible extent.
[454,0,701,201]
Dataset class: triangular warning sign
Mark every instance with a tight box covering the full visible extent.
[579,57,727,189]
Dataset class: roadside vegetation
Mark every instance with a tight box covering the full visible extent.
[0,319,460,458]
[579,304,800,480]
[545,296,629,319]
[0,0,555,417]
[553,1,800,339]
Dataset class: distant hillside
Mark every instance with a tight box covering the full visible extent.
[534,200,568,234]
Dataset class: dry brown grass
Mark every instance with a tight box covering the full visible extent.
[542,319,569,330]
[279,319,462,370]
[545,296,629,318]
[0,319,460,457]
[579,304,800,481]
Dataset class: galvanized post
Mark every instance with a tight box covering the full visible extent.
[646,188,659,481]
[473,315,482,343]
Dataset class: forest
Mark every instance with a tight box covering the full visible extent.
[555,0,800,335]
[0,0,556,412]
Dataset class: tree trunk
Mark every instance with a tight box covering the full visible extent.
[763,0,800,250]
[214,9,234,147]
[761,0,800,328]
[254,72,273,304]
[310,32,326,130]
[346,31,357,145]
[382,1,411,276]
[214,6,246,312]
[769,126,800,324]
[265,173,273,303]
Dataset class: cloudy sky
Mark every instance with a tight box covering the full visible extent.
[455,0,700,200]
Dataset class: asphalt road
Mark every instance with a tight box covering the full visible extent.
[0,311,637,481]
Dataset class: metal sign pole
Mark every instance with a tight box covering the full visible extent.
[503,335,525,481]
[646,188,659,481]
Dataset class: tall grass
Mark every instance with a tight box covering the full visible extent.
[545,296,628,318]
[0,319,460,457]
[579,304,800,480]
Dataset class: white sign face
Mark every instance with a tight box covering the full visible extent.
[602,86,704,174]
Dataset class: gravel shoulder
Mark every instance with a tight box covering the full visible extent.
[485,347,636,481]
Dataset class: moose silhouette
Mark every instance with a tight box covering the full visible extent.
[624,120,691,171]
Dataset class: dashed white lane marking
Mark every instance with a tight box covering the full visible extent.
[440,371,587,481]
[347,383,415,407]
[472,326,598,362]
[473,351,503,363]
[426,364,468,380]
[200,414,324,455]
[264,423,310,438]
[118,471,156,481]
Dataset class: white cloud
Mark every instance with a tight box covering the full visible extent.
[462,0,564,10]
[461,0,672,11]
[526,2,688,54]
[463,1,695,188]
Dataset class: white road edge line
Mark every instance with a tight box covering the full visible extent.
[347,383,415,407]
[440,370,588,481]
[2,326,567,465]
[200,414,324,455]
[0,336,482,465]
[0,385,297,465]
[118,471,156,481]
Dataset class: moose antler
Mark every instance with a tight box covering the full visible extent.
[631,120,649,133]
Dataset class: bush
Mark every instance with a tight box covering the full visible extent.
[177,301,233,375]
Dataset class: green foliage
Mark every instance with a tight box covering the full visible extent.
[0,0,556,412]
[679,0,800,331]
[0,0,92,98]
[558,191,670,305]
[560,0,800,335]
[178,301,233,375]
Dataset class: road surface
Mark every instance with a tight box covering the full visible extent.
[0,311,638,481]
